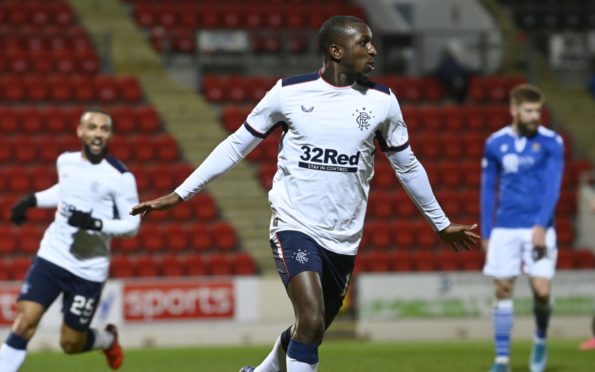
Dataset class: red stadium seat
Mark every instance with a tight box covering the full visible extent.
[194,193,218,222]
[136,106,161,133]
[165,224,191,252]
[118,75,143,103]
[367,192,394,219]
[232,252,257,275]
[186,254,208,276]
[211,222,237,251]
[459,250,484,271]
[10,257,32,281]
[140,224,166,252]
[388,251,414,272]
[160,254,186,277]
[207,254,233,276]
[435,250,461,271]
[364,251,390,272]
[411,251,438,271]
[190,224,213,252]
[135,255,160,277]
[110,256,135,278]
[365,221,394,251]
[0,227,17,254]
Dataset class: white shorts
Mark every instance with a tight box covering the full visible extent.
[483,227,557,279]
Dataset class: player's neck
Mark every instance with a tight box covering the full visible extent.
[320,66,355,87]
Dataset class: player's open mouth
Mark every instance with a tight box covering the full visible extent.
[367,62,375,71]
[90,140,103,152]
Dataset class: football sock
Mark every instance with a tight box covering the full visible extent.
[533,302,552,340]
[84,328,114,351]
[286,340,318,372]
[255,335,285,372]
[493,299,514,363]
[0,333,29,372]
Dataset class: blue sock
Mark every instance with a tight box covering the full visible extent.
[533,303,551,340]
[6,332,29,350]
[280,326,292,352]
[287,339,319,364]
[493,299,514,360]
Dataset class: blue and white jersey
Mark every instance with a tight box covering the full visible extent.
[480,126,564,238]
[35,152,140,282]
[244,71,447,255]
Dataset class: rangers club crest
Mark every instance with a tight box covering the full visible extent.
[353,107,374,131]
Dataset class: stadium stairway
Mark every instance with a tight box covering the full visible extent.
[67,0,275,273]
[483,0,595,162]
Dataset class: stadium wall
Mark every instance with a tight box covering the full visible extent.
[0,272,592,351]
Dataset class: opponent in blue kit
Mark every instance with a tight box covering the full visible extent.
[0,109,140,371]
[481,84,564,372]
[131,16,479,372]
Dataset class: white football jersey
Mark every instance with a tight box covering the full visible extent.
[36,152,140,282]
[246,72,411,255]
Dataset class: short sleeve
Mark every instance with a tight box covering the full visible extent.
[376,91,409,152]
[244,79,286,138]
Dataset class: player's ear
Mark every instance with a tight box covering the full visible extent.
[329,43,343,61]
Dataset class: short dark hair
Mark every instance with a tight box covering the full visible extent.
[318,15,366,54]
[510,84,545,106]
[80,107,112,125]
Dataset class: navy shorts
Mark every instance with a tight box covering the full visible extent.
[18,256,104,331]
[270,230,355,320]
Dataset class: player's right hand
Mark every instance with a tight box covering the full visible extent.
[129,192,183,216]
[10,194,36,226]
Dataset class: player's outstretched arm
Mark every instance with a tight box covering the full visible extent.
[438,223,480,252]
[130,192,183,216]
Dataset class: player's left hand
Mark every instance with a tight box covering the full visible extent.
[68,210,103,231]
[438,223,480,252]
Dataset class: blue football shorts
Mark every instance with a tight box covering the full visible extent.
[18,256,104,331]
[270,230,355,320]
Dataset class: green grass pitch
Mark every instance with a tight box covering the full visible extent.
[21,339,595,371]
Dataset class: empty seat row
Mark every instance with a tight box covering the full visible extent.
[110,252,257,278]
[354,250,485,273]
[0,50,100,75]
[0,104,156,135]
[467,75,527,103]
[0,2,75,27]
[0,251,257,281]
[353,248,595,274]
[149,28,312,54]
[0,31,93,53]
[358,215,576,251]
[133,3,365,31]
[203,75,278,103]
[0,75,144,103]
[0,133,179,166]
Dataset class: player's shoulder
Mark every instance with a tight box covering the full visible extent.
[486,126,513,144]
[537,126,563,145]
[57,151,81,164]
[104,155,130,174]
[357,78,391,95]
[281,71,320,87]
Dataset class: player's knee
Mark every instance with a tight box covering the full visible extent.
[12,314,39,338]
[60,337,84,354]
[297,312,325,341]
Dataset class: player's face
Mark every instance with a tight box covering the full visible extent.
[77,112,113,160]
[512,101,542,136]
[337,22,377,78]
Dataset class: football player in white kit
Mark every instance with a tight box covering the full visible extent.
[131,16,479,372]
[0,109,140,371]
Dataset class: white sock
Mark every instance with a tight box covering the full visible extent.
[255,336,286,372]
[286,356,318,372]
[92,328,115,350]
[0,343,27,372]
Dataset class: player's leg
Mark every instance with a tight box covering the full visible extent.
[0,301,45,372]
[247,231,325,372]
[59,271,122,369]
[578,315,595,350]
[0,257,62,372]
[483,228,523,371]
[524,227,557,372]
